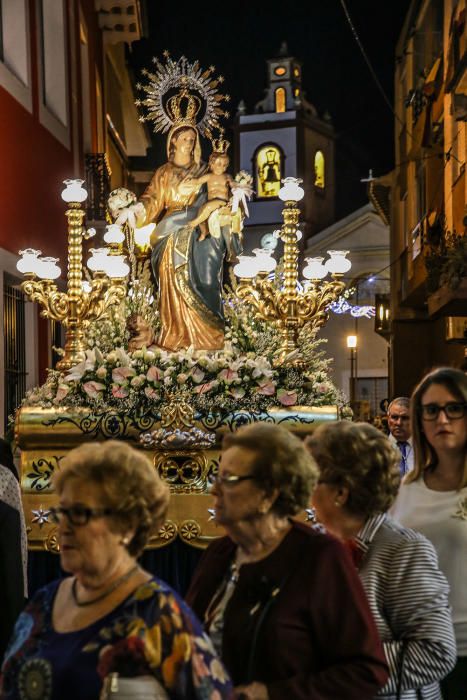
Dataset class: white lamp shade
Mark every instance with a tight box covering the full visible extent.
[82,281,92,293]
[36,256,61,280]
[279,177,305,202]
[17,249,42,275]
[302,257,327,280]
[325,250,351,275]
[61,179,88,203]
[347,335,357,349]
[252,248,277,273]
[103,224,125,244]
[134,223,156,248]
[102,254,130,279]
[233,255,260,278]
[87,248,109,272]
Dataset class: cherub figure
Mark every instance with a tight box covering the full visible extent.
[186,137,233,240]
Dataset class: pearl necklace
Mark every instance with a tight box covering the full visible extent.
[71,565,139,607]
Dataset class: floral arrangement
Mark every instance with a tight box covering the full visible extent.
[21,237,350,418]
[107,188,137,220]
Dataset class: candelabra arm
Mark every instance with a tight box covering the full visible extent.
[20,280,69,322]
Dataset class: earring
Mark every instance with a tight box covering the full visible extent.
[334,500,342,507]
[121,536,130,546]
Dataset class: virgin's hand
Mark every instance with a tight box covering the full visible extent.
[234,682,269,700]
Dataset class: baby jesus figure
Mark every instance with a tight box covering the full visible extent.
[187,141,233,241]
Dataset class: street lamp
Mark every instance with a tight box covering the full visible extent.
[16,179,129,370]
[234,177,350,365]
[346,334,358,407]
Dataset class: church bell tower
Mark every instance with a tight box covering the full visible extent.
[235,43,335,250]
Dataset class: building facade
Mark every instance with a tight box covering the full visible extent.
[388,0,466,396]
[0,0,150,431]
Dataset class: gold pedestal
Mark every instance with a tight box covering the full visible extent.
[16,404,339,551]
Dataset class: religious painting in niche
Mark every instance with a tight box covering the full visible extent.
[275,87,286,113]
[314,150,325,189]
[256,145,282,198]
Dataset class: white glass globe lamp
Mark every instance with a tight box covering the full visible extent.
[325,250,351,275]
[17,249,43,275]
[61,179,88,203]
[103,224,125,245]
[278,177,304,202]
[102,254,130,279]
[87,248,110,273]
[302,257,327,280]
[233,255,260,279]
[36,256,61,280]
[252,248,277,274]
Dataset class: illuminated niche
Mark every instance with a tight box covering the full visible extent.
[275,87,286,113]
[314,150,325,189]
[256,145,282,198]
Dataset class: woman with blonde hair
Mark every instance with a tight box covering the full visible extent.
[391,367,467,699]
[1,440,232,700]
[307,420,456,700]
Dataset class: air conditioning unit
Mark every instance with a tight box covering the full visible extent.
[445,316,467,343]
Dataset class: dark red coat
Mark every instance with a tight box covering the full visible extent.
[187,521,388,700]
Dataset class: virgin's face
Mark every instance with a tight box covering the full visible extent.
[173,128,196,157]
[56,479,125,580]
[211,446,266,527]
[420,383,467,456]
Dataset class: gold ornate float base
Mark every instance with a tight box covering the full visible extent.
[16,403,339,552]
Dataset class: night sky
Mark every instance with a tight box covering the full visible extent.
[129,1,409,216]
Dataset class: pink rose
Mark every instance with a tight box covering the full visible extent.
[144,387,160,400]
[112,367,135,384]
[55,384,70,402]
[146,366,163,382]
[194,381,215,394]
[277,388,298,406]
[83,381,106,399]
[112,385,129,399]
[256,381,276,396]
[218,368,238,384]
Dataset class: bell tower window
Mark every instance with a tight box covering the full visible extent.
[314,150,325,188]
[275,87,286,113]
[256,145,282,198]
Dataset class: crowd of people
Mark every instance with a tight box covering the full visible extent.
[0,365,465,700]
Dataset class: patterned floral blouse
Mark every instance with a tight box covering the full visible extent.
[0,577,232,700]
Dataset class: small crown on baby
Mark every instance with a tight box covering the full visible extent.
[211,130,230,155]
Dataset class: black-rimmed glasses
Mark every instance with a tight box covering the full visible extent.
[208,473,256,487]
[420,402,467,421]
[49,506,115,527]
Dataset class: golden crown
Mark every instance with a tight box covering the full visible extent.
[135,53,230,137]
[211,130,230,155]
[166,85,202,127]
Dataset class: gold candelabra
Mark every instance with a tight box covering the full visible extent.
[17,180,127,371]
[234,178,349,366]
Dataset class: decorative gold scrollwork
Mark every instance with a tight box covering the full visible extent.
[180,519,201,543]
[44,527,60,554]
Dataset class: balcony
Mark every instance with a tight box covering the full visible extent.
[85,153,111,223]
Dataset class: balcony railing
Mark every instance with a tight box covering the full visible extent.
[85,153,111,222]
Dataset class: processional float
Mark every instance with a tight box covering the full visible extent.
[15,54,352,553]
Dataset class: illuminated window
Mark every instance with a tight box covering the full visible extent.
[275,87,286,113]
[293,67,300,77]
[274,66,286,76]
[314,150,325,188]
[256,145,282,198]
[294,88,300,97]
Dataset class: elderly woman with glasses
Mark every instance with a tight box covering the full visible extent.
[186,423,389,700]
[0,441,232,700]
[307,420,456,700]
[391,367,467,699]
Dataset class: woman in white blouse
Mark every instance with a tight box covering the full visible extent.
[391,367,467,700]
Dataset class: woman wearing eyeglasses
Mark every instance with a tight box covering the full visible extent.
[186,423,389,700]
[0,441,232,700]
[391,367,467,699]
